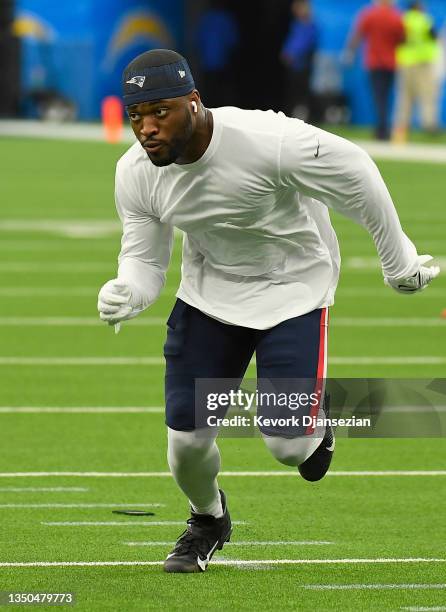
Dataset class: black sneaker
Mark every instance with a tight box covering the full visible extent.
[163,489,232,573]
[298,395,335,482]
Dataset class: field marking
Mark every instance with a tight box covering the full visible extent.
[346,256,446,270]
[124,541,333,547]
[0,287,177,297]
[0,220,120,238]
[0,407,164,414]
[0,263,114,272]
[0,317,166,327]
[333,318,446,327]
[0,558,445,568]
[42,521,247,526]
[0,357,445,366]
[402,608,446,611]
[0,357,165,366]
[2,406,445,415]
[1,471,446,478]
[304,584,446,591]
[3,119,446,163]
[0,503,164,509]
[1,257,444,273]
[0,487,89,492]
[1,316,445,328]
[332,357,446,365]
[0,286,442,299]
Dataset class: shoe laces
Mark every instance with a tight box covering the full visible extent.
[173,515,216,558]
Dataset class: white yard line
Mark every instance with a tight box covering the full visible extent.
[0,316,445,327]
[304,584,446,591]
[402,607,446,611]
[1,406,444,415]
[0,407,164,413]
[1,471,445,478]
[42,520,247,526]
[346,256,446,269]
[0,220,120,238]
[0,287,177,297]
[0,356,444,366]
[0,317,166,326]
[0,263,113,272]
[0,487,88,492]
[0,503,164,509]
[0,358,165,365]
[124,540,333,546]
[0,558,444,568]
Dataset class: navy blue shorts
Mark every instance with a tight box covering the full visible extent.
[163,299,328,432]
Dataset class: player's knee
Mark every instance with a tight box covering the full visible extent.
[263,435,319,467]
[167,427,216,469]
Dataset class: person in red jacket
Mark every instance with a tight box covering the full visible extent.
[345,0,405,140]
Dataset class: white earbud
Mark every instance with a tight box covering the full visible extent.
[191,101,198,113]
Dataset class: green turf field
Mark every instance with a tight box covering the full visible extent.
[0,136,445,611]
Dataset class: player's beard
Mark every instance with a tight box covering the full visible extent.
[147,107,194,167]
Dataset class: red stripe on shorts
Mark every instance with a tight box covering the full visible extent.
[305,307,329,435]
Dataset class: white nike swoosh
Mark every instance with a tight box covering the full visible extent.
[197,540,219,571]
[326,441,335,452]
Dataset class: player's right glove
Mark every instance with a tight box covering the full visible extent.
[97,279,134,324]
[384,255,440,294]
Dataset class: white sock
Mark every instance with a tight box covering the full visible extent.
[167,427,224,518]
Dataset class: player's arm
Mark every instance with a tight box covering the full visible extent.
[279,119,439,293]
[98,164,173,324]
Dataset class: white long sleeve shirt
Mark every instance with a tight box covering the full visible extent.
[115,107,418,329]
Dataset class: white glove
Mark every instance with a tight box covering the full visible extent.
[384,255,440,294]
[97,279,133,324]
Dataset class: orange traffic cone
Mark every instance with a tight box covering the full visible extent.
[102,96,123,143]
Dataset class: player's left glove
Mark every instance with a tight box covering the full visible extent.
[97,279,133,323]
[384,255,440,294]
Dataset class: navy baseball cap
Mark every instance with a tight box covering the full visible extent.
[122,49,195,106]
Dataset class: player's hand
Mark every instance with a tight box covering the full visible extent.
[97,279,133,323]
[384,255,440,294]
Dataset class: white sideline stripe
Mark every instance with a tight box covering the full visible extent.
[3,120,446,164]
[0,558,444,568]
[304,584,446,591]
[1,471,446,478]
[0,356,445,366]
[1,316,445,328]
[42,521,247,526]
[0,407,164,414]
[124,541,333,546]
[0,487,89,492]
[0,503,164,509]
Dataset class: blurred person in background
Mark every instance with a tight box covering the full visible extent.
[344,0,405,140]
[393,1,441,142]
[195,0,239,108]
[281,0,318,121]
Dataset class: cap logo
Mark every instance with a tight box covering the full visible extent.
[126,76,146,88]
[178,70,186,78]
